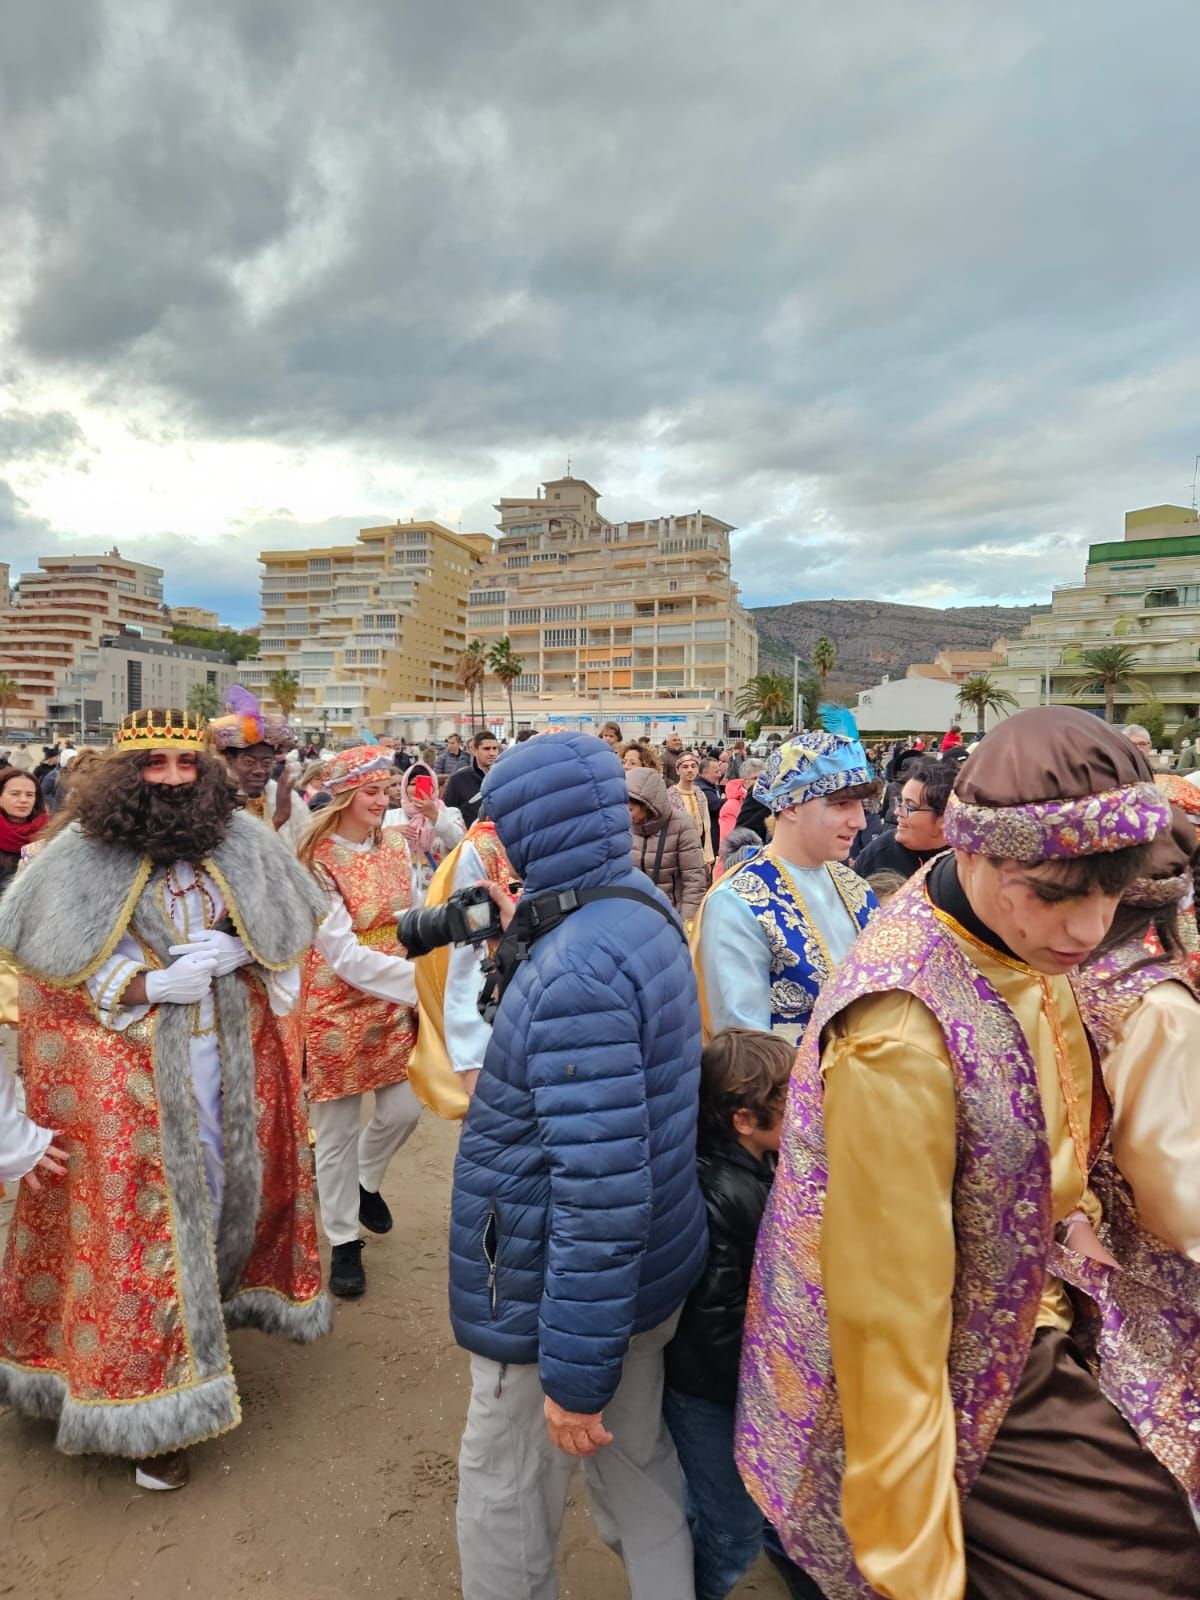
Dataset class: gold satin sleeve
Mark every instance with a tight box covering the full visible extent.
[820,990,966,1600]
[1104,980,1200,1261]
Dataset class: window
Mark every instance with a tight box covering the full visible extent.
[506,555,530,569]
[543,628,579,648]
[513,674,540,693]
[509,607,541,624]
[471,590,507,606]
[473,610,504,627]
[544,605,578,622]
[533,553,562,564]
[583,603,611,620]
[657,623,693,641]
[309,558,331,572]
[694,620,728,641]
[359,649,380,664]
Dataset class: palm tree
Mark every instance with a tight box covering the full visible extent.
[0,672,20,736]
[735,672,794,728]
[797,674,822,730]
[1067,644,1148,724]
[469,640,490,730]
[268,669,301,719]
[186,682,221,720]
[812,636,837,689]
[487,637,524,739]
[455,643,486,726]
[957,672,1019,736]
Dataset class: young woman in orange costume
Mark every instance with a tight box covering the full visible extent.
[300,748,420,1299]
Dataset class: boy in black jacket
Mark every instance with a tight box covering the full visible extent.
[664,1027,806,1600]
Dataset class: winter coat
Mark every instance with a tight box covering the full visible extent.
[448,732,708,1414]
[626,765,708,924]
[435,745,472,777]
[664,1136,775,1408]
[854,827,939,883]
[718,779,747,844]
[696,775,724,838]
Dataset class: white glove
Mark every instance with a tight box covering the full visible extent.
[146,952,219,1004]
[168,929,253,977]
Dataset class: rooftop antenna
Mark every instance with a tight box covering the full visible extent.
[566,453,572,477]
[1192,454,1199,514]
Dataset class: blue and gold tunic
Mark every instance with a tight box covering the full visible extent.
[695,850,876,1039]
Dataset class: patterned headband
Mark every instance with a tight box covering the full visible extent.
[942,783,1170,863]
[319,745,392,794]
[1122,870,1191,908]
[753,732,874,815]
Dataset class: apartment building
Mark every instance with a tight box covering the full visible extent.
[0,549,170,732]
[994,504,1200,728]
[47,631,237,735]
[169,605,222,629]
[245,520,491,740]
[458,476,757,737]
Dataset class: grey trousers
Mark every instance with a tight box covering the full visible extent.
[456,1313,695,1600]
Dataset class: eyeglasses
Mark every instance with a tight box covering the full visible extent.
[896,801,934,816]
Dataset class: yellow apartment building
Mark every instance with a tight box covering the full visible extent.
[434,475,757,740]
[244,520,491,740]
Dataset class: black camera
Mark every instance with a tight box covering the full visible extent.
[397,885,504,959]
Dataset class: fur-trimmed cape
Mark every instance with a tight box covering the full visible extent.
[0,814,332,1458]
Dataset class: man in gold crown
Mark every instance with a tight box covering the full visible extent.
[0,708,330,1491]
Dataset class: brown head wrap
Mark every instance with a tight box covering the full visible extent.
[943,707,1169,862]
[1123,804,1197,906]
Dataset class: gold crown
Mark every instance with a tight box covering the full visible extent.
[114,708,208,750]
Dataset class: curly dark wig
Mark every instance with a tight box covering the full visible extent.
[70,746,238,864]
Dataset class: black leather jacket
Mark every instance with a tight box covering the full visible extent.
[664,1137,775,1407]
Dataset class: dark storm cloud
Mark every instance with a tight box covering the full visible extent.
[4,0,1200,607]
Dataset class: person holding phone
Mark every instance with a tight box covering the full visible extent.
[384,760,465,903]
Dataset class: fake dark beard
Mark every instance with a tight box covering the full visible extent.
[131,782,231,865]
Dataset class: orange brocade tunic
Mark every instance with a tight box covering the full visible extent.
[303,830,418,1102]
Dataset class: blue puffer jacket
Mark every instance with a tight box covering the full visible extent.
[448,732,708,1413]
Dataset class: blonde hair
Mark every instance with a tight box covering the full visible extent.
[297,788,381,877]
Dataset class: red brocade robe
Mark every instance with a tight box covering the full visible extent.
[0,814,331,1458]
[302,828,417,1103]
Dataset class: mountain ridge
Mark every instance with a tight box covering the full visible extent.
[750,598,1044,693]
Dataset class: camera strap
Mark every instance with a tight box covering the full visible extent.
[478,886,686,1023]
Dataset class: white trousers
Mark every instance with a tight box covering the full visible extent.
[309,1080,422,1246]
[456,1312,694,1600]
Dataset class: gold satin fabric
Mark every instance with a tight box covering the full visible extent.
[1104,979,1200,1262]
[408,843,471,1122]
[819,923,1096,1600]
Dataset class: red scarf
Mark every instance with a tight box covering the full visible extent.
[0,808,47,856]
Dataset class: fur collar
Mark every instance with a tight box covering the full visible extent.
[0,812,325,982]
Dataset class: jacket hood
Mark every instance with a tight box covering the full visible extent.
[625,764,671,824]
[724,777,746,805]
[481,732,633,894]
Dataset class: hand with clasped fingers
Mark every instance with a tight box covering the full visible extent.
[544,1397,614,1457]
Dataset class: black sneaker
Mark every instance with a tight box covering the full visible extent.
[329,1240,366,1298]
[358,1185,393,1235]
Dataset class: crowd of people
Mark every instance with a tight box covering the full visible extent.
[0,694,1198,1599]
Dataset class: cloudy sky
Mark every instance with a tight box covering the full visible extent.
[3,1,1199,627]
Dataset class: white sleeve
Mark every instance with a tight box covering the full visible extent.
[260,963,302,1017]
[697,886,775,1033]
[85,934,150,1030]
[315,893,417,1007]
[0,1059,53,1184]
[276,792,312,853]
[443,840,495,1073]
[434,807,466,850]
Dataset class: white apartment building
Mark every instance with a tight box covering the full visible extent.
[994,504,1200,729]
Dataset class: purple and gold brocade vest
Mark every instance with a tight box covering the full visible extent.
[725,854,875,1031]
[1067,942,1200,1512]
[736,874,1068,1598]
